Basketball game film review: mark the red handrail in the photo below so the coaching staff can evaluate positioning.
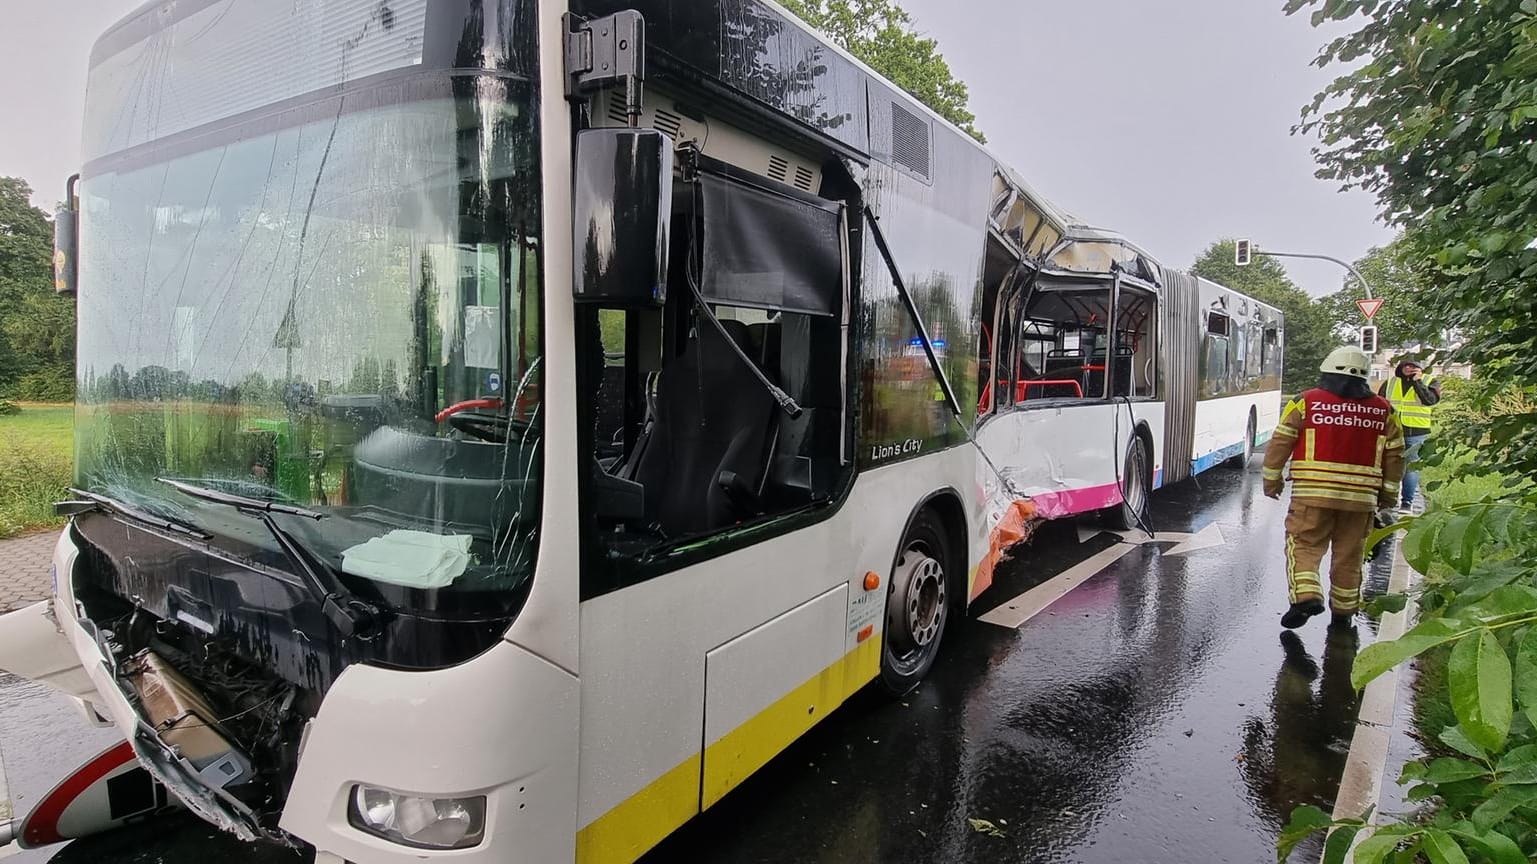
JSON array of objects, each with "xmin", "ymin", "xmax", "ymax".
[
  {"xmin": 1018, "ymin": 379, "xmax": 1083, "ymax": 399},
  {"xmin": 980, "ymin": 378, "xmax": 1086, "ymax": 413},
  {"xmin": 435, "ymin": 398, "xmax": 505, "ymax": 424}
]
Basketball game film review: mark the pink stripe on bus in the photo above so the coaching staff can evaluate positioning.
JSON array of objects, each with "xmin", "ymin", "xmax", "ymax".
[{"xmin": 1028, "ymin": 482, "xmax": 1125, "ymax": 519}]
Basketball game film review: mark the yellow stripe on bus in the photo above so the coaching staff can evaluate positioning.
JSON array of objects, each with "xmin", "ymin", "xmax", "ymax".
[
  {"xmin": 575, "ymin": 636, "xmax": 883, "ymax": 864},
  {"xmin": 702, "ymin": 636, "xmax": 881, "ymax": 808},
  {"xmin": 575, "ymin": 754, "xmax": 701, "ymax": 864}
]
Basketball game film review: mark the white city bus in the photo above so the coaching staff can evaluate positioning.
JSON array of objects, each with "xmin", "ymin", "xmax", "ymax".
[{"xmin": 1, "ymin": 1, "xmax": 1279, "ymax": 861}]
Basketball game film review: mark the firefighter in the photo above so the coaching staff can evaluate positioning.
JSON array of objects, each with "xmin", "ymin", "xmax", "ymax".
[
  {"xmin": 1378, "ymin": 359, "xmax": 1440, "ymax": 513},
  {"xmin": 1262, "ymin": 347, "xmax": 1406, "ymax": 630}
]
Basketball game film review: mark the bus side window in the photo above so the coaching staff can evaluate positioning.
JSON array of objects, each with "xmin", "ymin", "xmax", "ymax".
[
  {"xmin": 594, "ymin": 309, "xmax": 627, "ymax": 464},
  {"xmin": 581, "ymin": 159, "xmax": 851, "ymax": 554},
  {"xmin": 1244, "ymin": 319, "xmax": 1263, "ymax": 383},
  {"xmin": 1202, "ymin": 311, "xmax": 1231, "ymax": 398},
  {"xmin": 1017, "ymin": 283, "xmax": 1110, "ymax": 402},
  {"xmin": 1113, "ymin": 284, "xmax": 1156, "ymax": 398},
  {"xmin": 1261, "ymin": 326, "xmax": 1281, "ymax": 382}
]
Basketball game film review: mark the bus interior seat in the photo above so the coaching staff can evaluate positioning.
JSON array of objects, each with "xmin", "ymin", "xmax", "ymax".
[{"xmin": 629, "ymin": 317, "xmax": 779, "ymax": 536}]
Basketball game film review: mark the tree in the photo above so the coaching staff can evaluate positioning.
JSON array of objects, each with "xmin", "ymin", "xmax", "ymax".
[
  {"xmin": 779, "ymin": 0, "xmax": 985, "ymax": 142},
  {"xmin": 1317, "ymin": 235, "xmax": 1442, "ymax": 356},
  {"xmin": 0, "ymin": 177, "xmax": 75, "ymax": 401},
  {"xmin": 1288, "ymin": 0, "xmax": 1537, "ymax": 476},
  {"xmin": 1189, "ymin": 239, "xmax": 1333, "ymax": 393}
]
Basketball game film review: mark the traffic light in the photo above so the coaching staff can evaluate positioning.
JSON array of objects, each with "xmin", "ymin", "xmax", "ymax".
[
  {"xmin": 1360, "ymin": 325, "xmax": 1378, "ymax": 355},
  {"xmin": 1235, "ymin": 239, "xmax": 1253, "ymax": 267}
]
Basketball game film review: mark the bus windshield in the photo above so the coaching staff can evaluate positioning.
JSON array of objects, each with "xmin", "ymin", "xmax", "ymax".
[{"xmin": 74, "ymin": 75, "xmax": 545, "ymax": 604}]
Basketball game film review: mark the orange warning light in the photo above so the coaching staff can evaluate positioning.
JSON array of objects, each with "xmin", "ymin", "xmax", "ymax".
[
  {"xmin": 856, "ymin": 625, "xmax": 874, "ymax": 643},
  {"xmin": 863, "ymin": 571, "xmax": 881, "ymax": 591}
]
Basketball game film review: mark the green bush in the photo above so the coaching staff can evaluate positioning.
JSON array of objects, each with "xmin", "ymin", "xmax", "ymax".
[
  {"xmin": 0, "ymin": 430, "xmax": 71, "ymax": 537},
  {"xmin": 0, "ymin": 399, "xmax": 17, "ymax": 416},
  {"xmin": 9, "ymin": 367, "xmax": 75, "ymax": 402}
]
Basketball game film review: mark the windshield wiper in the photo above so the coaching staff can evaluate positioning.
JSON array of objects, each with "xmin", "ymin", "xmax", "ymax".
[
  {"xmin": 156, "ymin": 479, "xmax": 380, "ymax": 639},
  {"xmin": 59, "ymin": 489, "xmax": 213, "ymax": 541},
  {"xmin": 157, "ymin": 478, "xmax": 325, "ymax": 518}
]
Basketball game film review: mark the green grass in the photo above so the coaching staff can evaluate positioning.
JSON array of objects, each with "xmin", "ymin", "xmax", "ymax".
[{"xmin": 0, "ymin": 404, "xmax": 73, "ymax": 539}]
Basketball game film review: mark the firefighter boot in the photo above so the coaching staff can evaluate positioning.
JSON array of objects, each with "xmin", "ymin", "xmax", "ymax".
[{"xmin": 1281, "ymin": 598, "xmax": 1325, "ymax": 629}]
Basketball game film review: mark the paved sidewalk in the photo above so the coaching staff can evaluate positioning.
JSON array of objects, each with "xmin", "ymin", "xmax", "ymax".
[{"xmin": 0, "ymin": 532, "xmax": 57, "ymax": 612}]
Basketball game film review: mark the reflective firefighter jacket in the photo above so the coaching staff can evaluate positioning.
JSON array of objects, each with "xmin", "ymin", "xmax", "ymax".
[
  {"xmin": 1381, "ymin": 376, "xmax": 1438, "ymax": 432},
  {"xmin": 1262, "ymin": 388, "xmax": 1406, "ymax": 512}
]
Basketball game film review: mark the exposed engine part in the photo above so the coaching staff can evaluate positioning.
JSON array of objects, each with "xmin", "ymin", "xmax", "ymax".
[
  {"xmin": 122, "ymin": 651, "xmax": 253, "ymax": 788},
  {"xmin": 78, "ymin": 586, "xmax": 309, "ymax": 837}
]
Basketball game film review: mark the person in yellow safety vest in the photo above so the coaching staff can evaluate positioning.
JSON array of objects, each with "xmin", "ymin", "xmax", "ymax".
[
  {"xmin": 1378, "ymin": 359, "xmax": 1440, "ymax": 514},
  {"xmin": 1262, "ymin": 347, "xmax": 1406, "ymax": 630}
]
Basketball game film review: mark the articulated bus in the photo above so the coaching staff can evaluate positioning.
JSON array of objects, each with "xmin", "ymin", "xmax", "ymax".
[{"xmin": 0, "ymin": 1, "xmax": 1280, "ymax": 861}]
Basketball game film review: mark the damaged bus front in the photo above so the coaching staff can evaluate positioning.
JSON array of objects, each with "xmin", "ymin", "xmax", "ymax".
[{"xmin": 1, "ymin": 0, "xmax": 575, "ymax": 859}]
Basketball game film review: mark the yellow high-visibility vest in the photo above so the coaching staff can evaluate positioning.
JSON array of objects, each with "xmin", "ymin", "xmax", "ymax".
[{"xmin": 1387, "ymin": 377, "xmax": 1435, "ymax": 431}]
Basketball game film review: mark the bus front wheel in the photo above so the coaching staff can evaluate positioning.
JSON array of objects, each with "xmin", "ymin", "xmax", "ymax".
[{"xmin": 880, "ymin": 509, "xmax": 952, "ymax": 695}]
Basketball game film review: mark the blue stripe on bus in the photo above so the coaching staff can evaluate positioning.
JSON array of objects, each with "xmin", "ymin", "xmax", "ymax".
[{"xmin": 1192, "ymin": 441, "xmax": 1246, "ymax": 475}]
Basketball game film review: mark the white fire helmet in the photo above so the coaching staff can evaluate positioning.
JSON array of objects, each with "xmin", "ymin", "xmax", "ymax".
[{"xmin": 1319, "ymin": 346, "xmax": 1371, "ymax": 380}]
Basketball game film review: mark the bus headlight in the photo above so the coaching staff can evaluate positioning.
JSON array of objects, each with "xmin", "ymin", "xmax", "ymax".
[{"xmin": 348, "ymin": 784, "xmax": 486, "ymax": 849}]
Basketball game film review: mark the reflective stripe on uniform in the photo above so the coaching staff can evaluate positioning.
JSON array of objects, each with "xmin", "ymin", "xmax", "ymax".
[
  {"xmin": 1293, "ymin": 458, "xmax": 1385, "ymax": 477},
  {"xmin": 1289, "ymin": 473, "xmax": 1380, "ymax": 493},
  {"xmin": 1286, "ymin": 533, "xmax": 1324, "ymax": 603},
  {"xmin": 1330, "ymin": 583, "xmax": 1360, "ymax": 612},
  {"xmin": 1288, "ymin": 485, "xmax": 1380, "ymax": 507},
  {"xmin": 1263, "ymin": 467, "xmax": 1283, "ymax": 481}
]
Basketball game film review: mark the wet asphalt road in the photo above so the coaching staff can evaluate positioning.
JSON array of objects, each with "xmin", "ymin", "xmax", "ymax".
[
  {"xmin": 4, "ymin": 464, "xmax": 1394, "ymax": 863},
  {"xmin": 643, "ymin": 466, "xmax": 1394, "ymax": 864}
]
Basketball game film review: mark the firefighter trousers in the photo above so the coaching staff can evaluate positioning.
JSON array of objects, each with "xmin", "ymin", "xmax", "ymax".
[{"xmin": 1284, "ymin": 502, "xmax": 1373, "ymax": 614}]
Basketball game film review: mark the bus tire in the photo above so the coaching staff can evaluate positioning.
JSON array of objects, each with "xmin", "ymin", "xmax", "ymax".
[
  {"xmin": 880, "ymin": 508, "xmax": 952, "ymax": 696},
  {"xmin": 1103, "ymin": 434, "xmax": 1151, "ymax": 531},
  {"xmin": 1228, "ymin": 410, "xmax": 1257, "ymax": 468}
]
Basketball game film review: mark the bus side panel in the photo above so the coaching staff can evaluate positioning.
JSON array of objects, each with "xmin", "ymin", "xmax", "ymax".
[
  {"xmin": 975, "ymin": 405, "xmax": 1123, "ymax": 519},
  {"xmin": 700, "ymin": 583, "xmax": 849, "ymax": 808},
  {"xmin": 1137, "ymin": 401, "xmax": 1169, "ymax": 490},
  {"xmin": 574, "ymin": 447, "xmax": 978, "ymax": 864},
  {"xmin": 1191, "ymin": 392, "xmax": 1271, "ymax": 474}
]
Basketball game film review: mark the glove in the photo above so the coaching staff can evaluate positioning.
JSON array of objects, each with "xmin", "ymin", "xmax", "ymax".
[
  {"xmin": 1264, "ymin": 480, "xmax": 1283, "ymax": 499},
  {"xmin": 1378, "ymin": 494, "xmax": 1397, "ymax": 510}
]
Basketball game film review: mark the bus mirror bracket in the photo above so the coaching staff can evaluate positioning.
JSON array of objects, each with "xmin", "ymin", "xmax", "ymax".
[
  {"xmin": 54, "ymin": 173, "xmax": 80, "ymax": 297},
  {"xmin": 564, "ymin": 11, "xmax": 646, "ymax": 125}
]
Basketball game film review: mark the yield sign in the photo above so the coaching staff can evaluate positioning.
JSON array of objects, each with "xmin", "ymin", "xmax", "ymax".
[{"xmin": 1357, "ymin": 298, "xmax": 1385, "ymax": 320}]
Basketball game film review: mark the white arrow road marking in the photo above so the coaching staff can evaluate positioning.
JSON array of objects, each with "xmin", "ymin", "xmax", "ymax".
[
  {"xmin": 986, "ymin": 522, "xmax": 1229, "ymax": 631},
  {"xmin": 1161, "ymin": 522, "xmax": 1225, "ymax": 557},
  {"xmin": 1075, "ymin": 524, "xmax": 1226, "ymax": 556},
  {"xmin": 1075, "ymin": 526, "xmax": 1166, "ymax": 545},
  {"xmin": 978, "ymin": 543, "xmax": 1139, "ymax": 630}
]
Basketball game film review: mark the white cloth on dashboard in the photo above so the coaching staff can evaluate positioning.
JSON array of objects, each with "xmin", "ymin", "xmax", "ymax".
[{"xmin": 341, "ymin": 530, "xmax": 473, "ymax": 589}]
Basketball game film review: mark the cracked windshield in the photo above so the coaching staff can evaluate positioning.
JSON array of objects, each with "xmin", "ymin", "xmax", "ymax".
[{"xmin": 75, "ymin": 79, "xmax": 544, "ymax": 598}]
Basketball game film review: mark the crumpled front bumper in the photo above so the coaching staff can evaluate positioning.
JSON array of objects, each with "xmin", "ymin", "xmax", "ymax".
[{"xmin": 42, "ymin": 529, "xmax": 276, "ymax": 842}]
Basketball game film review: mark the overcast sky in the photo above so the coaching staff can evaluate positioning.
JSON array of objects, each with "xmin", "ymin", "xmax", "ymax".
[{"xmin": 0, "ymin": 0, "xmax": 1391, "ymax": 297}]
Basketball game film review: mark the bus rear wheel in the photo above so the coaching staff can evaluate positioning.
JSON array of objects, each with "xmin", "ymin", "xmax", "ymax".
[
  {"xmin": 880, "ymin": 509, "xmax": 952, "ymax": 695},
  {"xmin": 1228, "ymin": 410, "xmax": 1257, "ymax": 468},
  {"xmin": 1104, "ymin": 435, "xmax": 1150, "ymax": 531}
]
